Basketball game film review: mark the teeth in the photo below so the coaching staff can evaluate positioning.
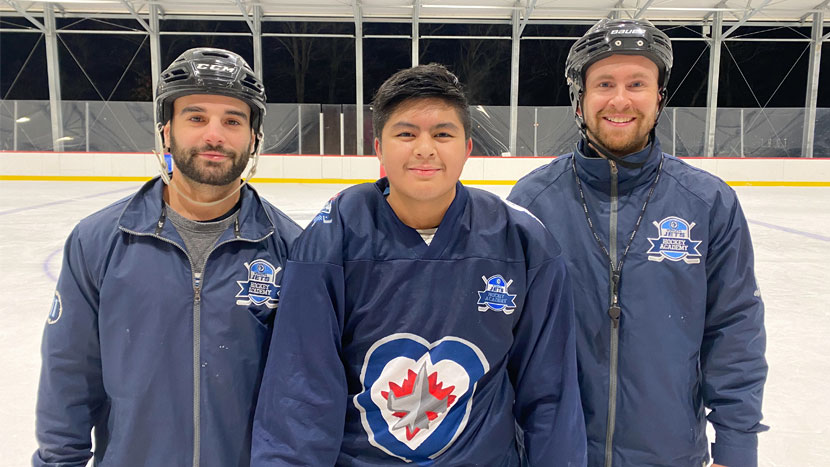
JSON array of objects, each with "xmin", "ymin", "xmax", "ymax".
[{"xmin": 605, "ymin": 117, "xmax": 634, "ymax": 123}]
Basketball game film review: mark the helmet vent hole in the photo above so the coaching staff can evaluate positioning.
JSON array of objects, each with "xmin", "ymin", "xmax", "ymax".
[{"xmin": 202, "ymin": 51, "xmax": 230, "ymax": 58}]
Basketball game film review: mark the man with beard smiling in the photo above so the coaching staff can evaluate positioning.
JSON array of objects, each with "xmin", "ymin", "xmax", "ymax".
[
  {"xmin": 34, "ymin": 48, "xmax": 301, "ymax": 467},
  {"xmin": 509, "ymin": 19, "xmax": 768, "ymax": 467}
]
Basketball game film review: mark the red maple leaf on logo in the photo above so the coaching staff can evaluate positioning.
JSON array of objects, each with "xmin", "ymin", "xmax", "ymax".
[{"xmin": 380, "ymin": 368, "xmax": 457, "ymax": 440}]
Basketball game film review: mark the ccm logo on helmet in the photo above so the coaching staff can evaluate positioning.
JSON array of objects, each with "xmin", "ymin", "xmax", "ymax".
[
  {"xmin": 609, "ymin": 29, "xmax": 645, "ymax": 35},
  {"xmin": 195, "ymin": 63, "xmax": 237, "ymax": 73}
]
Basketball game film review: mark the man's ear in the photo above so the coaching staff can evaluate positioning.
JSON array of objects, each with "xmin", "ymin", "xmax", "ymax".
[
  {"xmin": 162, "ymin": 122, "xmax": 171, "ymax": 151},
  {"xmin": 374, "ymin": 137, "xmax": 383, "ymax": 164},
  {"xmin": 465, "ymin": 138, "xmax": 473, "ymax": 159}
]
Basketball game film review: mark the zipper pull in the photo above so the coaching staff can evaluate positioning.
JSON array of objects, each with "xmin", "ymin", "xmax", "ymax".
[
  {"xmin": 609, "ymin": 272, "xmax": 621, "ymax": 328},
  {"xmin": 609, "ymin": 160, "xmax": 618, "ymax": 175},
  {"xmin": 194, "ymin": 273, "xmax": 202, "ymax": 303}
]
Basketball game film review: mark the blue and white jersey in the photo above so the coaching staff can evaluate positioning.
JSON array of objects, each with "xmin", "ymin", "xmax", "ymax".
[
  {"xmin": 508, "ymin": 138, "xmax": 768, "ymax": 467},
  {"xmin": 252, "ymin": 179, "xmax": 586, "ymax": 467}
]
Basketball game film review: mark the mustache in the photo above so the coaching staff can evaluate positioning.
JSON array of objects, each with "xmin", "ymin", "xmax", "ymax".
[{"xmin": 187, "ymin": 144, "xmax": 237, "ymax": 158}]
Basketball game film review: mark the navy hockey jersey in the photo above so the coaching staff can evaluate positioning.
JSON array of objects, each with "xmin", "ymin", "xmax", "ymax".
[{"xmin": 252, "ymin": 179, "xmax": 586, "ymax": 466}]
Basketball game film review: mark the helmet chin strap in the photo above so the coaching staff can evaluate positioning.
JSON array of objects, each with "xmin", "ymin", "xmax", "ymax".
[
  {"xmin": 579, "ymin": 124, "xmax": 657, "ymax": 170},
  {"xmin": 153, "ymin": 125, "xmax": 261, "ymax": 208}
]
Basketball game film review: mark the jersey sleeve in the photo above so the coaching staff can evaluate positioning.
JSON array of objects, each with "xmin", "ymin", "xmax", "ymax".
[
  {"xmin": 33, "ymin": 226, "xmax": 108, "ymax": 467},
  {"xmin": 509, "ymin": 255, "xmax": 587, "ymax": 467},
  {"xmin": 251, "ymin": 196, "xmax": 348, "ymax": 466},
  {"xmin": 703, "ymin": 190, "xmax": 768, "ymax": 467}
]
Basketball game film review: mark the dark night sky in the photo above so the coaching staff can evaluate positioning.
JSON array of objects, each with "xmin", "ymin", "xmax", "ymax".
[{"xmin": 0, "ymin": 19, "xmax": 825, "ymax": 108}]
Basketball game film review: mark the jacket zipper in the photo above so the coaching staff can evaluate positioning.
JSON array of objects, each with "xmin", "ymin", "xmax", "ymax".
[{"xmin": 605, "ymin": 160, "xmax": 620, "ymax": 467}]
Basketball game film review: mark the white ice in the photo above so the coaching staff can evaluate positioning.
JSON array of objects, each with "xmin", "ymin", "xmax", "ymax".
[{"xmin": 1, "ymin": 181, "xmax": 828, "ymax": 466}]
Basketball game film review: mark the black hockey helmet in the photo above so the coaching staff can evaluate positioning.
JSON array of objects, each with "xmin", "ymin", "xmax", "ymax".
[
  {"xmin": 565, "ymin": 18, "xmax": 673, "ymax": 129},
  {"xmin": 156, "ymin": 47, "xmax": 266, "ymax": 152}
]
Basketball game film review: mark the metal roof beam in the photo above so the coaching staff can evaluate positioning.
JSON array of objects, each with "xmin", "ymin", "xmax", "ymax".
[
  {"xmin": 5, "ymin": 0, "xmax": 46, "ymax": 32},
  {"xmin": 633, "ymin": 0, "xmax": 656, "ymax": 19},
  {"xmin": 722, "ymin": 0, "xmax": 773, "ymax": 39},
  {"xmin": 608, "ymin": 0, "xmax": 624, "ymax": 20},
  {"xmin": 801, "ymin": 0, "xmax": 830, "ymax": 23},
  {"xmin": 518, "ymin": 0, "xmax": 537, "ymax": 36},
  {"xmin": 231, "ymin": 0, "xmax": 255, "ymax": 33},
  {"xmin": 118, "ymin": 0, "xmax": 151, "ymax": 32},
  {"xmin": 704, "ymin": 1, "xmax": 729, "ymax": 22}
]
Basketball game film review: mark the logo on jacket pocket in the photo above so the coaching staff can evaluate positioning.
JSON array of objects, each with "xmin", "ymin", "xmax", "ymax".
[
  {"xmin": 47, "ymin": 290, "xmax": 62, "ymax": 324},
  {"xmin": 647, "ymin": 217, "xmax": 702, "ymax": 264},
  {"xmin": 354, "ymin": 334, "xmax": 489, "ymax": 463},
  {"xmin": 236, "ymin": 259, "xmax": 281, "ymax": 309}
]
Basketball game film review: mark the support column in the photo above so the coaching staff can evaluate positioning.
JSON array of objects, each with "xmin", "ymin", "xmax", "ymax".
[
  {"xmin": 253, "ymin": 6, "xmax": 263, "ymax": 80},
  {"xmin": 354, "ymin": 2, "xmax": 364, "ymax": 154},
  {"xmin": 411, "ymin": 0, "xmax": 420, "ymax": 67},
  {"xmin": 802, "ymin": 12, "xmax": 823, "ymax": 158},
  {"xmin": 44, "ymin": 5, "xmax": 64, "ymax": 151},
  {"xmin": 703, "ymin": 11, "xmax": 723, "ymax": 157},
  {"xmin": 509, "ymin": 6, "xmax": 520, "ymax": 156},
  {"xmin": 149, "ymin": 5, "xmax": 162, "ymax": 152}
]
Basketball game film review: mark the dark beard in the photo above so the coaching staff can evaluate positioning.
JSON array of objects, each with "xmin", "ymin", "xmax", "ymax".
[{"xmin": 170, "ymin": 134, "xmax": 250, "ymax": 186}]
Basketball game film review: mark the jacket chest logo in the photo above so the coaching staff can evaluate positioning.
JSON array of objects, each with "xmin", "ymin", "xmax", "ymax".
[
  {"xmin": 354, "ymin": 334, "xmax": 489, "ymax": 463},
  {"xmin": 477, "ymin": 274, "xmax": 517, "ymax": 314},
  {"xmin": 235, "ymin": 259, "xmax": 280, "ymax": 309},
  {"xmin": 647, "ymin": 217, "xmax": 702, "ymax": 264}
]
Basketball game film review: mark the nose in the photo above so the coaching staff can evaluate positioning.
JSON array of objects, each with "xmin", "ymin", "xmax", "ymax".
[
  {"xmin": 413, "ymin": 134, "xmax": 436, "ymax": 159},
  {"xmin": 202, "ymin": 118, "xmax": 226, "ymax": 146},
  {"xmin": 608, "ymin": 87, "xmax": 632, "ymax": 111}
]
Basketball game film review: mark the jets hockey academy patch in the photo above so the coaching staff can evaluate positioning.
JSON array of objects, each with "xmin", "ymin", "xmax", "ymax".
[
  {"xmin": 477, "ymin": 274, "xmax": 517, "ymax": 314},
  {"xmin": 47, "ymin": 290, "xmax": 62, "ymax": 325},
  {"xmin": 235, "ymin": 259, "xmax": 281, "ymax": 309},
  {"xmin": 355, "ymin": 333, "xmax": 490, "ymax": 463},
  {"xmin": 647, "ymin": 216, "xmax": 702, "ymax": 264}
]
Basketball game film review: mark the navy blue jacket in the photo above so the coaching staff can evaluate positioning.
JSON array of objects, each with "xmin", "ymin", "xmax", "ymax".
[
  {"xmin": 508, "ymin": 139, "xmax": 767, "ymax": 467},
  {"xmin": 252, "ymin": 179, "xmax": 586, "ymax": 466},
  {"xmin": 34, "ymin": 177, "xmax": 302, "ymax": 467},
  {"xmin": 508, "ymin": 142, "xmax": 767, "ymax": 467}
]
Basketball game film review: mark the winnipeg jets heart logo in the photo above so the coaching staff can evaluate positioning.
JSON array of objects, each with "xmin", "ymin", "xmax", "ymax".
[{"xmin": 354, "ymin": 333, "xmax": 490, "ymax": 463}]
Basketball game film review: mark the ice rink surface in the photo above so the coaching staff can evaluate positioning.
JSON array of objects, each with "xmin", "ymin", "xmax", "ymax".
[{"xmin": 1, "ymin": 180, "xmax": 828, "ymax": 466}]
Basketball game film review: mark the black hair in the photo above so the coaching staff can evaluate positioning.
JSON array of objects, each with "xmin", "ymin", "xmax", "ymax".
[{"xmin": 371, "ymin": 63, "xmax": 471, "ymax": 140}]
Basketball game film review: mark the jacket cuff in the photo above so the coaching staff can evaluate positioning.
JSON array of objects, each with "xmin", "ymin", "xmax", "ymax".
[{"xmin": 710, "ymin": 441, "xmax": 757, "ymax": 467}]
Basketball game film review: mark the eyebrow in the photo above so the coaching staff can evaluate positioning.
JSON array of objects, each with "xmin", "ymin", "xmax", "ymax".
[
  {"xmin": 390, "ymin": 121, "xmax": 460, "ymax": 131},
  {"xmin": 590, "ymin": 72, "xmax": 654, "ymax": 82},
  {"xmin": 179, "ymin": 105, "xmax": 249, "ymax": 122}
]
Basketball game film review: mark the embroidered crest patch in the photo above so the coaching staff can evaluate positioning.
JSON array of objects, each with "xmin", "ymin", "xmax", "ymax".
[
  {"xmin": 476, "ymin": 275, "xmax": 517, "ymax": 314},
  {"xmin": 354, "ymin": 333, "xmax": 489, "ymax": 463},
  {"xmin": 312, "ymin": 193, "xmax": 340, "ymax": 225},
  {"xmin": 647, "ymin": 216, "xmax": 702, "ymax": 264},
  {"xmin": 235, "ymin": 259, "xmax": 281, "ymax": 308}
]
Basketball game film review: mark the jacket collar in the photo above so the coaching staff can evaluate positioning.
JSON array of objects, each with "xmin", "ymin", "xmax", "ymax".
[
  {"xmin": 573, "ymin": 137, "xmax": 663, "ymax": 194},
  {"xmin": 117, "ymin": 176, "xmax": 276, "ymax": 241}
]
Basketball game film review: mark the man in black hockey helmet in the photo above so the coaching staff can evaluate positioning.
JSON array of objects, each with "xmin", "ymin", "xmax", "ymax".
[
  {"xmin": 34, "ymin": 48, "xmax": 301, "ymax": 467},
  {"xmin": 510, "ymin": 18, "xmax": 768, "ymax": 467}
]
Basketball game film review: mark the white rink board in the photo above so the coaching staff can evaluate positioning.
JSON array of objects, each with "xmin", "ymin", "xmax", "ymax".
[
  {"xmin": 1, "ymin": 152, "xmax": 830, "ymax": 183},
  {"xmin": 1, "ymin": 181, "xmax": 828, "ymax": 467}
]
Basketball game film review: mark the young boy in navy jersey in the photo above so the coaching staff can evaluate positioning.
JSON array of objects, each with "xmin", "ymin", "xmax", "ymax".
[{"xmin": 252, "ymin": 64, "xmax": 586, "ymax": 467}]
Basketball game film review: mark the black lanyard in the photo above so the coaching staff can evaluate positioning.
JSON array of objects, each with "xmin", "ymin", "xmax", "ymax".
[{"xmin": 571, "ymin": 155, "xmax": 664, "ymax": 327}]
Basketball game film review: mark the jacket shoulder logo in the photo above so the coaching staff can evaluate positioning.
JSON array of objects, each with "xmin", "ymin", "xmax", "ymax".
[
  {"xmin": 312, "ymin": 193, "xmax": 341, "ymax": 225},
  {"xmin": 47, "ymin": 290, "xmax": 62, "ymax": 325},
  {"xmin": 236, "ymin": 259, "xmax": 281, "ymax": 308},
  {"xmin": 647, "ymin": 216, "xmax": 702, "ymax": 264},
  {"xmin": 477, "ymin": 274, "xmax": 517, "ymax": 314},
  {"xmin": 354, "ymin": 333, "xmax": 489, "ymax": 463}
]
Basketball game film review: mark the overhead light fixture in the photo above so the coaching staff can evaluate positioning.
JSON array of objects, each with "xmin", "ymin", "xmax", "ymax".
[
  {"xmin": 15, "ymin": 117, "xmax": 31, "ymax": 123},
  {"xmin": 56, "ymin": 136, "xmax": 74, "ymax": 142}
]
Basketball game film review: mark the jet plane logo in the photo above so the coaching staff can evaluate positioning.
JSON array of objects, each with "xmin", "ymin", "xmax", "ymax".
[{"xmin": 355, "ymin": 334, "xmax": 489, "ymax": 463}]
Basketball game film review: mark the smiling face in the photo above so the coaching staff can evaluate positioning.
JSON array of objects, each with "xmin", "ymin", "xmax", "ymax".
[
  {"xmin": 580, "ymin": 54, "xmax": 661, "ymax": 157},
  {"xmin": 375, "ymin": 97, "xmax": 472, "ymax": 227},
  {"xmin": 163, "ymin": 93, "xmax": 254, "ymax": 187}
]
